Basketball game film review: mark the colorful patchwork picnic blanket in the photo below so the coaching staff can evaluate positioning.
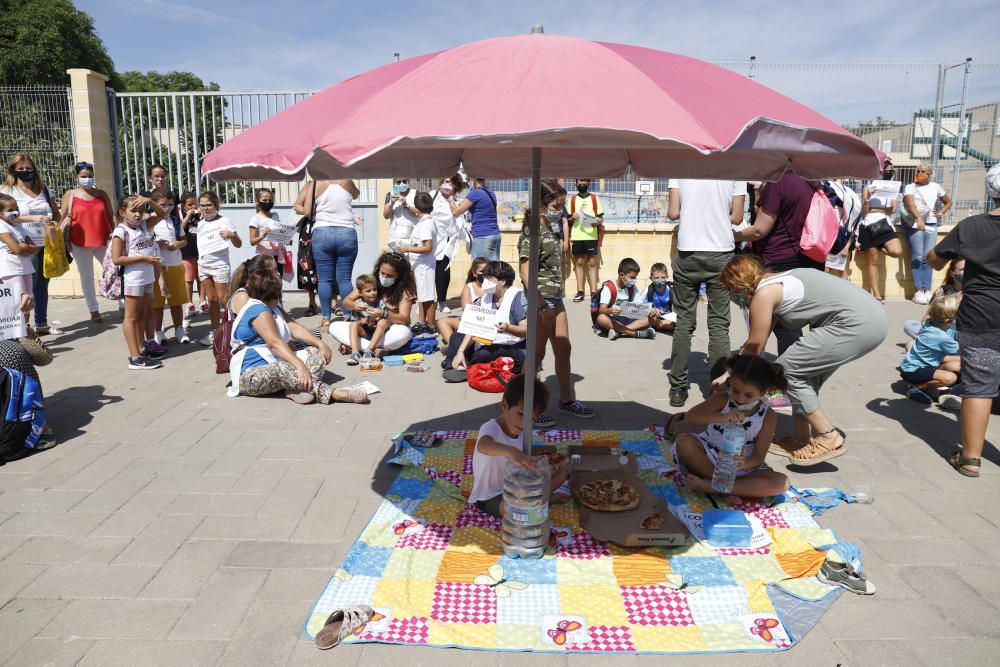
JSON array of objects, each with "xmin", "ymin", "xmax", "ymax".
[{"xmin": 306, "ymin": 429, "xmax": 849, "ymax": 654}]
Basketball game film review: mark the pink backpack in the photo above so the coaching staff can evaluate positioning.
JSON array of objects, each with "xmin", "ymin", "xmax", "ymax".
[
  {"xmin": 799, "ymin": 188, "xmax": 841, "ymax": 262},
  {"xmin": 99, "ymin": 227, "xmax": 127, "ymax": 300}
]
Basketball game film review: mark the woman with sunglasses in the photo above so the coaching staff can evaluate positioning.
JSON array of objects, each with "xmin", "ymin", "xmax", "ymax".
[
  {"xmin": 59, "ymin": 161, "xmax": 114, "ymax": 323},
  {"xmin": 902, "ymin": 163, "xmax": 953, "ymax": 305},
  {"xmin": 1, "ymin": 154, "xmax": 62, "ymax": 334}
]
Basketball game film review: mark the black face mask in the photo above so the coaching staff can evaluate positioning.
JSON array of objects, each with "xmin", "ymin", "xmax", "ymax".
[
  {"xmin": 259, "ymin": 201, "xmax": 274, "ymax": 212},
  {"xmin": 883, "ymin": 170, "xmax": 895, "ymax": 180},
  {"xmin": 475, "ymin": 274, "xmax": 485, "ymax": 284},
  {"xmin": 14, "ymin": 170, "xmax": 35, "ymax": 182},
  {"xmin": 577, "ymin": 185, "xmax": 589, "ymax": 194}
]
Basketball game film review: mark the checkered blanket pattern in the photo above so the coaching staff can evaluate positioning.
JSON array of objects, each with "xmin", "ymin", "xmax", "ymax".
[{"xmin": 305, "ymin": 430, "xmax": 843, "ymax": 654}]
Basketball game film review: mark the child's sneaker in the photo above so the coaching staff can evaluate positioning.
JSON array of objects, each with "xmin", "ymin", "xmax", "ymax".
[
  {"xmin": 200, "ymin": 302, "xmax": 210, "ymax": 314},
  {"xmin": 816, "ymin": 560, "xmax": 876, "ymax": 595},
  {"xmin": 939, "ymin": 393, "xmax": 962, "ymax": 412},
  {"xmin": 573, "ymin": 291, "xmax": 585, "ymax": 302},
  {"xmin": 153, "ymin": 330, "xmax": 166, "ymax": 345},
  {"xmin": 186, "ymin": 304, "xmax": 197, "ymax": 317},
  {"xmin": 198, "ymin": 332, "xmax": 214, "ymax": 347},
  {"xmin": 142, "ymin": 343, "xmax": 167, "ymax": 359},
  {"xmin": 636, "ymin": 327, "xmax": 655, "ymax": 339},
  {"xmin": 175, "ymin": 325, "xmax": 190, "ymax": 344},
  {"xmin": 533, "ymin": 413, "xmax": 556, "ymax": 429},
  {"xmin": 346, "ymin": 352, "xmax": 360, "ymax": 366},
  {"xmin": 906, "ymin": 386, "xmax": 934, "ymax": 405},
  {"xmin": 607, "ymin": 329, "xmax": 620, "ymax": 341},
  {"xmin": 128, "ymin": 355, "xmax": 162, "ymax": 370}
]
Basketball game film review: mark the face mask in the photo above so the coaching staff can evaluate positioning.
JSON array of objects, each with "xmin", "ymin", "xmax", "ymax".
[
  {"xmin": 883, "ymin": 170, "xmax": 895, "ymax": 180},
  {"xmin": 78, "ymin": 176, "xmax": 95, "ymax": 187},
  {"xmin": 652, "ymin": 279, "xmax": 668, "ymax": 289},
  {"xmin": 622, "ymin": 277, "xmax": 636, "ymax": 288},
  {"xmin": 730, "ymin": 292, "xmax": 749, "ymax": 308},
  {"xmin": 481, "ymin": 278, "xmax": 498, "ymax": 294},
  {"xmin": 474, "ymin": 274, "xmax": 485, "ymax": 284},
  {"xmin": 577, "ymin": 184, "xmax": 589, "ymax": 194},
  {"xmin": 440, "ymin": 184, "xmax": 454, "ymax": 195},
  {"xmin": 14, "ymin": 170, "xmax": 35, "ymax": 182},
  {"xmin": 2, "ymin": 211, "xmax": 19, "ymax": 223},
  {"xmin": 729, "ymin": 390, "xmax": 759, "ymax": 411},
  {"xmin": 201, "ymin": 207, "xmax": 218, "ymax": 220},
  {"xmin": 953, "ymin": 272, "xmax": 964, "ymax": 285},
  {"xmin": 258, "ymin": 201, "xmax": 274, "ymax": 212},
  {"xmin": 392, "ymin": 183, "xmax": 408, "ymax": 196},
  {"xmin": 378, "ymin": 274, "xmax": 396, "ymax": 287},
  {"xmin": 543, "ymin": 210, "xmax": 562, "ymax": 222}
]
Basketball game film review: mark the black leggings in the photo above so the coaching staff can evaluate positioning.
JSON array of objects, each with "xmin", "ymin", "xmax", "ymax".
[{"xmin": 435, "ymin": 257, "xmax": 451, "ymax": 303}]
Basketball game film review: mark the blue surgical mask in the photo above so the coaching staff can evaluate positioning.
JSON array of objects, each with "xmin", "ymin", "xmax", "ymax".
[
  {"xmin": 379, "ymin": 275, "xmax": 395, "ymax": 287},
  {"xmin": 78, "ymin": 176, "xmax": 95, "ymax": 187},
  {"xmin": 623, "ymin": 278, "xmax": 636, "ymax": 288},
  {"xmin": 730, "ymin": 292, "xmax": 749, "ymax": 308},
  {"xmin": 392, "ymin": 183, "xmax": 408, "ymax": 196}
]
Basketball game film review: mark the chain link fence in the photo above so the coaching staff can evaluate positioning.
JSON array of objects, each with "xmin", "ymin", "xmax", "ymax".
[{"xmin": 0, "ymin": 85, "xmax": 77, "ymax": 194}]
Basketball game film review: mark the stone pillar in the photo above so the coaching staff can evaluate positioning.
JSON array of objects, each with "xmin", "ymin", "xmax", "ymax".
[{"xmin": 49, "ymin": 69, "xmax": 114, "ymax": 298}]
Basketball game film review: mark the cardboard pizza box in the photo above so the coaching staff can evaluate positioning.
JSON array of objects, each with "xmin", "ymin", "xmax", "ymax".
[{"xmin": 568, "ymin": 451, "xmax": 688, "ymax": 548}]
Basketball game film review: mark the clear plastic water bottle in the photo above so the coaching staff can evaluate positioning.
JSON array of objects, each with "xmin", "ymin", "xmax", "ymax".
[
  {"xmin": 501, "ymin": 457, "xmax": 550, "ymax": 559},
  {"xmin": 711, "ymin": 424, "xmax": 744, "ymax": 494}
]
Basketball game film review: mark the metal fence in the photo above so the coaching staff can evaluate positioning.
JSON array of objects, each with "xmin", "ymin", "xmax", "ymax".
[
  {"xmin": 0, "ymin": 85, "xmax": 77, "ymax": 194},
  {"xmin": 110, "ymin": 90, "xmax": 380, "ymax": 205}
]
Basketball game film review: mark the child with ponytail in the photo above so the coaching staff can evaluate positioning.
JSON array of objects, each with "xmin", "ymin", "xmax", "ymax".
[{"xmin": 672, "ymin": 354, "xmax": 790, "ymax": 499}]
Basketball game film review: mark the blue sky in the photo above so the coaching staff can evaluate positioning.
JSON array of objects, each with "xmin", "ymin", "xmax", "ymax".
[{"xmin": 78, "ymin": 0, "xmax": 1000, "ymax": 123}]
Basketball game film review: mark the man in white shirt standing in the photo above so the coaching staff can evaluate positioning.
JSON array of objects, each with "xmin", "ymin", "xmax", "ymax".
[{"xmin": 666, "ymin": 179, "xmax": 746, "ymax": 407}]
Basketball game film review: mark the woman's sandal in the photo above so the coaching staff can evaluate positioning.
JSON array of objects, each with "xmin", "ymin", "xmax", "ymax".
[
  {"xmin": 304, "ymin": 305, "xmax": 317, "ymax": 317},
  {"xmin": 338, "ymin": 388, "xmax": 368, "ymax": 404},
  {"xmin": 947, "ymin": 451, "xmax": 981, "ymax": 478},
  {"xmin": 314, "ymin": 605, "xmax": 374, "ymax": 650},
  {"xmin": 319, "ymin": 319, "xmax": 331, "ymax": 331},
  {"xmin": 788, "ymin": 428, "xmax": 846, "ymax": 467}
]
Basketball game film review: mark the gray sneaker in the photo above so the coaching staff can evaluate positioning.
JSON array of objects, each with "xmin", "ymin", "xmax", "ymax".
[{"xmin": 817, "ymin": 560, "xmax": 876, "ymax": 595}]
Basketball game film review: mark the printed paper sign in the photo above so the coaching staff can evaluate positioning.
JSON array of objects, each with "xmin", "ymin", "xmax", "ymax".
[
  {"xmin": 197, "ymin": 220, "xmax": 232, "ymax": 256},
  {"xmin": 825, "ymin": 253, "xmax": 848, "ymax": 271},
  {"xmin": 21, "ymin": 220, "xmax": 48, "ymax": 245},
  {"xmin": 263, "ymin": 219, "xmax": 296, "ymax": 244},
  {"xmin": 457, "ymin": 304, "xmax": 499, "ymax": 341},
  {"xmin": 618, "ymin": 301, "xmax": 651, "ymax": 320},
  {"xmin": 869, "ymin": 180, "xmax": 901, "ymax": 208},
  {"xmin": 577, "ymin": 210, "xmax": 599, "ymax": 230},
  {"xmin": 0, "ymin": 282, "xmax": 27, "ymax": 340}
]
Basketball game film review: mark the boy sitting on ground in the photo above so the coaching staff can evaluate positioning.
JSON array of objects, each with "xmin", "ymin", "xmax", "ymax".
[
  {"xmin": 594, "ymin": 257, "xmax": 654, "ymax": 340},
  {"xmin": 345, "ymin": 274, "xmax": 390, "ymax": 364},
  {"xmin": 469, "ymin": 374, "xmax": 569, "ymax": 518},
  {"xmin": 900, "ymin": 291, "xmax": 962, "ymax": 410},
  {"xmin": 644, "ymin": 262, "xmax": 675, "ymax": 333}
]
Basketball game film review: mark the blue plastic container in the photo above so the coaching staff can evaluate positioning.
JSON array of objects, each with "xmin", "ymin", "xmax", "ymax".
[{"xmin": 702, "ymin": 509, "xmax": 752, "ymax": 548}]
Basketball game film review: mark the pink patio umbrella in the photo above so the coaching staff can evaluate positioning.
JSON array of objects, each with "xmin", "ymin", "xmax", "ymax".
[{"xmin": 203, "ymin": 31, "xmax": 881, "ymax": 445}]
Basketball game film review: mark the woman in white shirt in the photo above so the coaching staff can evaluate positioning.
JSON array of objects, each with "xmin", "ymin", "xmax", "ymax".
[
  {"xmin": 293, "ymin": 179, "xmax": 360, "ymax": 328},
  {"xmin": 1, "ymin": 154, "xmax": 62, "ymax": 334},
  {"xmin": 902, "ymin": 163, "xmax": 952, "ymax": 305},
  {"xmin": 430, "ymin": 174, "xmax": 466, "ymax": 313}
]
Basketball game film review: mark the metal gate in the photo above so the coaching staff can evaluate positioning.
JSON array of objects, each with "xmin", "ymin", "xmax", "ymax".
[
  {"xmin": 107, "ymin": 90, "xmax": 379, "ymax": 205},
  {"xmin": 0, "ymin": 85, "xmax": 77, "ymax": 193}
]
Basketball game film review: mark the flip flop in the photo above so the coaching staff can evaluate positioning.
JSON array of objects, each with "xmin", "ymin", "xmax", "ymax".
[{"xmin": 947, "ymin": 451, "xmax": 981, "ymax": 478}]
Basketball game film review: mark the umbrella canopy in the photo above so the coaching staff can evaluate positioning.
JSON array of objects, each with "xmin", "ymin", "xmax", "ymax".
[{"xmin": 202, "ymin": 34, "xmax": 880, "ymax": 182}]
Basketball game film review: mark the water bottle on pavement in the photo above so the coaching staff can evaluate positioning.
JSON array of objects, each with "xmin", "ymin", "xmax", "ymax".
[
  {"xmin": 501, "ymin": 457, "xmax": 551, "ymax": 559},
  {"xmin": 711, "ymin": 424, "xmax": 744, "ymax": 494}
]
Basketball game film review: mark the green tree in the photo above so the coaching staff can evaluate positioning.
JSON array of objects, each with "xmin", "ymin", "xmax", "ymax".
[
  {"xmin": 845, "ymin": 116, "xmax": 899, "ymax": 137},
  {"xmin": 0, "ymin": 0, "xmax": 120, "ymax": 87},
  {"xmin": 119, "ymin": 70, "xmax": 221, "ymax": 93}
]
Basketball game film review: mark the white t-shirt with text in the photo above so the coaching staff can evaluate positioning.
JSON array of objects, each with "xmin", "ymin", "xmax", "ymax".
[
  {"xmin": 470, "ymin": 418, "xmax": 523, "ymax": 503},
  {"xmin": 197, "ymin": 215, "xmax": 236, "ymax": 274},
  {"xmin": 112, "ymin": 221, "xmax": 154, "ymax": 287},
  {"xmin": 408, "ymin": 215, "xmax": 437, "ymax": 270}
]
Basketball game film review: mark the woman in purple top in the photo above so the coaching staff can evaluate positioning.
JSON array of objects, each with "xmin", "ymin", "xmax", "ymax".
[{"xmin": 449, "ymin": 177, "xmax": 499, "ymax": 261}]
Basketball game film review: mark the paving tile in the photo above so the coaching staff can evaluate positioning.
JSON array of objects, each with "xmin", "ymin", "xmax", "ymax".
[
  {"xmin": 864, "ymin": 537, "xmax": 985, "ymax": 567},
  {"xmin": 0, "ymin": 562, "xmax": 45, "ymax": 605},
  {"xmin": 69, "ymin": 473, "xmax": 153, "ymax": 513},
  {"xmin": 217, "ymin": 600, "xmax": 300, "ymax": 666},
  {"xmin": 256, "ymin": 567, "xmax": 334, "ymax": 603},
  {"xmin": 0, "ymin": 599, "xmax": 68, "ymax": 663},
  {"xmin": 821, "ymin": 598, "xmax": 966, "ymax": 640},
  {"xmin": 6, "ymin": 637, "xmax": 95, "ymax": 667},
  {"xmin": 164, "ymin": 493, "xmax": 267, "ymax": 517},
  {"xmin": 112, "ymin": 514, "xmax": 203, "ymax": 565},
  {"xmin": 0, "ymin": 490, "xmax": 90, "ymax": 513},
  {"xmin": 19, "ymin": 563, "xmax": 158, "ymax": 600},
  {"xmin": 78, "ymin": 639, "xmax": 226, "ymax": 667},
  {"xmin": 139, "ymin": 539, "xmax": 236, "ymax": 600},
  {"xmin": 143, "ymin": 474, "xmax": 238, "ymax": 495},
  {"xmin": 897, "ymin": 566, "xmax": 1000, "ymax": 636},
  {"xmin": 0, "ymin": 511, "xmax": 111, "ymax": 537},
  {"xmin": 38, "ymin": 599, "xmax": 189, "ymax": 640},
  {"xmin": 56, "ymin": 455, "xmax": 138, "ymax": 492},
  {"xmin": 88, "ymin": 491, "xmax": 177, "ymax": 537},
  {"xmin": 4, "ymin": 535, "xmax": 133, "ymax": 565},
  {"xmin": 223, "ymin": 541, "xmax": 340, "ymax": 569},
  {"xmin": 168, "ymin": 567, "xmax": 268, "ymax": 640}
]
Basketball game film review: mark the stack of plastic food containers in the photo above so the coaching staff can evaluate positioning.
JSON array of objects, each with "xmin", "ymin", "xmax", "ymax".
[{"xmin": 501, "ymin": 457, "xmax": 551, "ymax": 559}]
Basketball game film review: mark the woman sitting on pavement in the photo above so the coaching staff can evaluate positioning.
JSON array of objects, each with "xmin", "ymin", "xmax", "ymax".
[
  {"xmin": 718, "ymin": 253, "xmax": 887, "ymax": 466},
  {"xmin": 329, "ymin": 251, "xmax": 415, "ymax": 355},
  {"xmin": 437, "ymin": 256, "xmax": 489, "ymax": 346},
  {"xmin": 228, "ymin": 255, "xmax": 321, "ymax": 352},
  {"xmin": 228, "ymin": 258, "xmax": 366, "ymax": 404},
  {"xmin": 444, "ymin": 260, "xmax": 527, "ymax": 374}
]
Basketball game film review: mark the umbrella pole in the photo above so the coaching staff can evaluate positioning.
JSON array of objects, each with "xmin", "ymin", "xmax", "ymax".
[{"xmin": 521, "ymin": 147, "xmax": 542, "ymax": 453}]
